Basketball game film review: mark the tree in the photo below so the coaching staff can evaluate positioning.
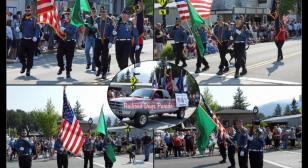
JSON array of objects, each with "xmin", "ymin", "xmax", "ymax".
[
  {"xmin": 73, "ymin": 101, "xmax": 86, "ymax": 121},
  {"xmin": 106, "ymin": 117, "xmax": 112, "ymax": 127},
  {"xmin": 186, "ymin": 73, "xmax": 199, "ymax": 95},
  {"xmin": 273, "ymin": 104, "xmax": 282, "ymax": 117},
  {"xmin": 113, "ymin": 118, "xmax": 119, "ymax": 127},
  {"xmin": 232, "ymin": 87, "xmax": 250, "ymax": 110},
  {"xmin": 278, "ymin": 0, "xmax": 297, "ymax": 16},
  {"xmin": 283, "ymin": 105, "xmax": 291, "ymax": 116},
  {"xmin": 290, "ymin": 98, "xmax": 299, "ymax": 115},
  {"xmin": 127, "ymin": 0, "xmax": 153, "ymax": 16},
  {"xmin": 202, "ymin": 88, "xmax": 219, "ymax": 112},
  {"xmin": 257, "ymin": 113, "xmax": 266, "ymax": 120}
]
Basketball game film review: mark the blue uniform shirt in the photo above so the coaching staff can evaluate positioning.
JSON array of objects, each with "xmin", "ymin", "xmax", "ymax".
[
  {"xmin": 115, "ymin": 21, "xmax": 139, "ymax": 45},
  {"xmin": 14, "ymin": 138, "xmax": 33, "ymax": 155},
  {"xmin": 227, "ymin": 132, "xmax": 238, "ymax": 147},
  {"xmin": 61, "ymin": 20, "xmax": 77, "ymax": 41},
  {"xmin": 54, "ymin": 138, "xmax": 67, "ymax": 155},
  {"xmin": 198, "ymin": 28, "xmax": 208, "ymax": 44},
  {"xmin": 83, "ymin": 138, "xmax": 96, "ymax": 153},
  {"xmin": 172, "ymin": 26, "xmax": 188, "ymax": 43},
  {"xmin": 20, "ymin": 16, "xmax": 40, "ymax": 39},
  {"xmin": 231, "ymin": 26, "xmax": 250, "ymax": 43},
  {"xmin": 248, "ymin": 128, "xmax": 265, "ymax": 151},
  {"xmin": 95, "ymin": 17, "xmax": 114, "ymax": 43},
  {"xmin": 237, "ymin": 128, "xmax": 249, "ymax": 150},
  {"xmin": 214, "ymin": 23, "xmax": 231, "ymax": 41}
]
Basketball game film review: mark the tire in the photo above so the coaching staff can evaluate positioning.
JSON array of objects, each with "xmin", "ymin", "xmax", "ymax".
[
  {"xmin": 134, "ymin": 113, "xmax": 148, "ymax": 128},
  {"xmin": 176, "ymin": 107, "xmax": 185, "ymax": 119},
  {"xmin": 157, "ymin": 113, "xmax": 163, "ymax": 117}
]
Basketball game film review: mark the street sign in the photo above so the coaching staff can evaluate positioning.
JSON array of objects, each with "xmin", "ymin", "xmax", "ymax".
[
  {"xmin": 159, "ymin": 9, "xmax": 167, "ymax": 15},
  {"xmin": 157, "ymin": 0, "xmax": 168, "ymax": 7}
]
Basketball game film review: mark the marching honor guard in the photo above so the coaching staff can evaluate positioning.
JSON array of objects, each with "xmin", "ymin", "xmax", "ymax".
[
  {"xmin": 172, "ymin": 18, "xmax": 188, "ymax": 67},
  {"xmin": 15, "ymin": 129, "xmax": 34, "ymax": 168},
  {"xmin": 15, "ymin": 5, "xmax": 40, "ymax": 76},
  {"xmin": 237, "ymin": 120, "xmax": 249, "ymax": 168},
  {"xmin": 83, "ymin": 133, "xmax": 96, "ymax": 168},
  {"xmin": 56, "ymin": 8, "xmax": 77, "ymax": 78},
  {"xmin": 195, "ymin": 23, "xmax": 210, "ymax": 73},
  {"xmin": 248, "ymin": 120, "xmax": 265, "ymax": 168},
  {"xmin": 54, "ymin": 135, "xmax": 69, "ymax": 168},
  {"xmin": 113, "ymin": 8, "xmax": 139, "ymax": 70},
  {"xmin": 94, "ymin": 6, "xmax": 114, "ymax": 79}
]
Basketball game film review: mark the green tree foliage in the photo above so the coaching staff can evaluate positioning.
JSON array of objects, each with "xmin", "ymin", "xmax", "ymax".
[
  {"xmin": 186, "ymin": 73, "xmax": 199, "ymax": 95},
  {"xmin": 73, "ymin": 101, "xmax": 86, "ymax": 121},
  {"xmin": 278, "ymin": 0, "xmax": 298, "ymax": 16},
  {"xmin": 257, "ymin": 113, "xmax": 266, "ymax": 120},
  {"xmin": 290, "ymin": 98, "xmax": 300, "ymax": 115},
  {"xmin": 273, "ymin": 104, "xmax": 282, "ymax": 117},
  {"xmin": 232, "ymin": 87, "xmax": 250, "ymax": 110},
  {"xmin": 202, "ymin": 88, "xmax": 219, "ymax": 112},
  {"xmin": 283, "ymin": 105, "xmax": 291, "ymax": 116},
  {"xmin": 113, "ymin": 118, "xmax": 120, "ymax": 127}
]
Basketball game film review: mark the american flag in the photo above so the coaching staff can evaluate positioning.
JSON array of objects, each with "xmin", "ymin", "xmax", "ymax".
[
  {"xmin": 175, "ymin": 0, "xmax": 213, "ymax": 21},
  {"xmin": 59, "ymin": 90, "xmax": 85, "ymax": 155},
  {"xmin": 37, "ymin": 0, "xmax": 65, "ymax": 39}
]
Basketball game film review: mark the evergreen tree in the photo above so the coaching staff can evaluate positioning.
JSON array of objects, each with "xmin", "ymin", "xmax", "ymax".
[
  {"xmin": 290, "ymin": 98, "xmax": 299, "ymax": 115},
  {"xmin": 283, "ymin": 105, "xmax": 291, "ymax": 116},
  {"xmin": 232, "ymin": 87, "xmax": 250, "ymax": 110},
  {"xmin": 273, "ymin": 104, "xmax": 282, "ymax": 117},
  {"xmin": 113, "ymin": 118, "xmax": 119, "ymax": 127},
  {"xmin": 73, "ymin": 101, "xmax": 85, "ymax": 121}
]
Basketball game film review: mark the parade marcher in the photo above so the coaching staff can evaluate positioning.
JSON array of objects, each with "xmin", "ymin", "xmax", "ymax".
[
  {"xmin": 93, "ymin": 6, "xmax": 114, "ymax": 79},
  {"xmin": 15, "ymin": 5, "xmax": 40, "ymax": 76},
  {"xmin": 84, "ymin": 7, "xmax": 98, "ymax": 71},
  {"xmin": 113, "ymin": 8, "xmax": 139, "ymax": 70},
  {"xmin": 14, "ymin": 129, "xmax": 34, "ymax": 168},
  {"xmin": 213, "ymin": 15, "xmax": 231, "ymax": 75},
  {"xmin": 154, "ymin": 23, "xmax": 164, "ymax": 60},
  {"xmin": 56, "ymin": 8, "xmax": 77, "ymax": 78},
  {"xmin": 237, "ymin": 120, "xmax": 249, "ymax": 168},
  {"xmin": 7, "ymin": 20, "xmax": 13, "ymax": 57},
  {"xmin": 195, "ymin": 23, "xmax": 210, "ymax": 73},
  {"xmin": 163, "ymin": 131, "xmax": 173, "ymax": 158},
  {"xmin": 130, "ymin": 16, "xmax": 143, "ymax": 64},
  {"xmin": 274, "ymin": 21, "xmax": 286, "ymax": 62},
  {"xmin": 11, "ymin": 12, "xmax": 23, "ymax": 60},
  {"xmin": 83, "ymin": 133, "xmax": 95, "ymax": 168},
  {"xmin": 101, "ymin": 133, "xmax": 113, "ymax": 168},
  {"xmin": 226, "ymin": 127, "xmax": 237, "ymax": 168},
  {"xmin": 217, "ymin": 129, "xmax": 227, "ymax": 163},
  {"xmin": 172, "ymin": 18, "xmax": 188, "ymax": 67},
  {"xmin": 141, "ymin": 131, "xmax": 152, "ymax": 162},
  {"xmin": 230, "ymin": 16, "xmax": 250, "ymax": 78},
  {"xmin": 54, "ymin": 135, "xmax": 68, "ymax": 168},
  {"xmin": 184, "ymin": 131, "xmax": 194, "ymax": 157},
  {"xmin": 247, "ymin": 120, "xmax": 265, "ymax": 168}
]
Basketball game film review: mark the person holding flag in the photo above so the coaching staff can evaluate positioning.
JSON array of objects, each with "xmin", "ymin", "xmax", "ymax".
[
  {"xmin": 195, "ymin": 23, "xmax": 210, "ymax": 73},
  {"xmin": 172, "ymin": 18, "xmax": 188, "ymax": 68},
  {"xmin": 96, "ymin": 107, "xmax": 116, "ymax": 168},
  {"xmin": 54, "ymin": 133, "xmax": 69, "ymax": 168},
  {"xmin": 83, "ymin": 132, "xmax": 96, "ymax": 168}
]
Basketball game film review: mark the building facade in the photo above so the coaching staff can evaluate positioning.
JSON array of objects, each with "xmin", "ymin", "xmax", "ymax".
[{"xmin": 216, "ymin": 108, "xmax": 258, "ymax": 128}]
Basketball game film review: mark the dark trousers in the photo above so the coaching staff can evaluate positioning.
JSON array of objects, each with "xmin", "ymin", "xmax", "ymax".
[
  {"xmin": 115, "ymin": 40, "xmax": 131, "ymax": 70},
  {"xmin": 234, "ymin": 42, "xmax": 246, "ymax": 70},
  {"xmin": 57, "ymin": 153, "xmax": 68, "ymax": 168},
  {"xmin": 19, "ymin": 39, "xmax": 35, "ymax": 70},
  {"xmin": 218, "ymin": 143, "xmax": 226, "ymax": 161},
  {"xmin": 34, "ymin": 39, "xmax": 41, "ymax": 56},
  {"xmin": 130, "ymin": 44, "xmax": 143, "ymax": 64},
  {"xmin": 217, "ymin": 41, "xmax": 229, "ymax": 70},
  {"xmin": 84, "ymin": 151, "xmax": 93, "ymax": 168},
  {"xmin": 104, "ymin": 152, "xmax": 113, "ymax": 168},
  {"xmin": 94, "ymin": 39, "xmax": 109, "ymax": 74},
  {"xmin": 196, "ymin": 43, "xmax": 209, "ymax": 68},
  {"xmin": 18, "ymin": 155, "xmax": 32, "ymax": 168},
  {"xmin": 7, "ymin": 39, "xmax": 11, "ymax": 56},
  {"xmin": 56, "ymin": 40, "xmax": 76, "ymax": 72},
  {"xmin": 174, "ymin": 146, "xmax": 181, "ymax": 157},
  {"xmin": 175, "ymin": 42, "xmax": 186, "ymax": 65},
  {"xmin": 228, "ymin": 145, "xmax": 236, "ymax": 166},
  {"xmin": 249, "ymin": 151, "xmax": 263, "ymax": 168},
  {"xmin": 275, "ymin": 41, "xmax": 284, "ymax": 59},
  {"xmin": 238, "ymin": 148, "xmax": 248, "ymax": 168}
]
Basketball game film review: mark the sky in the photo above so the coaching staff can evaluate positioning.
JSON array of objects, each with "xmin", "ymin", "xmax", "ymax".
[
  {"xmin": 199, "ymin": 86, "xmax": 302, "ymax": 110},
  {"xmin": 7, "ymin": 86, "xmax": 114, "ymax": 120}
]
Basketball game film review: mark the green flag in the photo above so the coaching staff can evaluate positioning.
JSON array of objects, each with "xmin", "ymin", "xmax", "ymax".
[
  {"xmin": 96, "ymin": 108, "xmax": 116, "ymax": 163},
  {"xmin": 195, "ymin": 105, "xmax": 216, "ymax": 154},
  {"xmin": 70, "ymin": 0, "xmax": 90, "ymax": 27},
  {"xmin": 187, "ymin": 0, "xmax": 206, "ymax": 57}
]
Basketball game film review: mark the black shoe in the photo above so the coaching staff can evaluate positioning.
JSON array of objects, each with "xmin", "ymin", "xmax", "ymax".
[
  {"xmin": 144, "ymin": 159, "xmax": 149, "ymax": 162},
  {"xmin": 96, "ymin": 70, "xmax": 101, "ymax": 77},
  {"xmin": 228, "ymin": 166, "xmax": 235, "ymax": 168},
  {"xmin": 20, "ymin": 67, "xmax": 26, "ymax": 73},
  {"xmin": 234, "ymin": 69, "xmax": 240, "ymax": 78},
  {"xmin": 102, "ymin": 73, "xmax": 107, "ymax": 79},
  {"xmin": 195, "ymin": 68, "xmax": 201, "ymax": 73},
  {"xmin": 66, "ymin": 72, "xmax": 71, "ymax": 78},
  {"xmin": 219, "ymin": 160, "xmax": 226, "ymax": 164},
  {"xmin": 91, "ymin": 67, "xmax": 96, "ymax": 72},
  {"xmin": 223, "ymin": 67, "xmax": 229, "ymax": 73},
  {"xmin": 86, "ymin": 64, "xmax": 90, "ymax": 69},
  {"xmin": 202, "ymin": 66, "xmax": 209, "ymax": 71},
  {"xmin": 216, "ymin": 69, "xmax": 223, "ymax": 75},
  {"xmin": 26, "ymin": 69, "xmax": 30, "ymax": 76},
  {"xmin": 57, "ymin": 67, "xmax": 65, "ymax": 75},
  {"xmin": 240, "ymin": 68, "xmax": 247, "ymax": 76}
]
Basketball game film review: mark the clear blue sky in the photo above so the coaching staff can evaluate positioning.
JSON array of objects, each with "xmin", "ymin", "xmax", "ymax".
[
  {"xmin": 199, "ymin": 86, "xmax": 302, "ymax": 109},
  {"xmin": 7, "ymin": 86, "xmax": 114, "ymax": 119}
]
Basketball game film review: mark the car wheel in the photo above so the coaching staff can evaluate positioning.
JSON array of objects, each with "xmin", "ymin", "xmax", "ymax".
[
  {"xmin": 134, "ymin": 113, "xmax": 148, "ymax": 128},
  {"xmin": 177, "ymin": 108, "xmax": 185, "ymax": 119},
  {"xmin": 158, "ymin": 113, "xmax": 163, "ymax": 117}
]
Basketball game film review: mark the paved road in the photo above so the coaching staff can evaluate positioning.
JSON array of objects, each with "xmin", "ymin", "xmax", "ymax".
[
  {"xmin": 169, "ymin": 39, "xmax": 302, "ymax": 85},
  {"xmin": 7, "ymin": 153, "xmax": 153, "ymax": 168},
  {"xmin": 6, "ymin": 39, "xmax": 153, "ymax": 85},
  {"xmin": 154, "ymin": 149, "xmax": 301, "ymax": 168}
]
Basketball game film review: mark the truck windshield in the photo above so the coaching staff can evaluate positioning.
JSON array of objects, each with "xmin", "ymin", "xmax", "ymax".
[{"xmin": 129, "ymin": 89, "xmax": 153, "ymax": 98}]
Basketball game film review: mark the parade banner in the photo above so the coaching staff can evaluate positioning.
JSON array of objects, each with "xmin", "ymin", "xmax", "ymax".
[{"xmin": 175, "ymin": 93, "xmax": 189, "ymax": 107}]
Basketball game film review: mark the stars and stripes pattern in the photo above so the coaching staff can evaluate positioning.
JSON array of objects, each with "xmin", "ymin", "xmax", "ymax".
[
  {"xmin": 37, "ymin": 0, "xmax": 65, "ymax": 39},
  {"xmin": 59, "ymin": 91, "xmax": 85, "ymax": 155},
  {"xmin": 175, "ymin": 0, "xmax": 213, "ymax": 21}
]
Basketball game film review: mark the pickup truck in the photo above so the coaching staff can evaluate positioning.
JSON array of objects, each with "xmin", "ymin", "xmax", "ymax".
[{"xmin": 109, "ymin": 88, "xmax": 186, "ymax": 127}]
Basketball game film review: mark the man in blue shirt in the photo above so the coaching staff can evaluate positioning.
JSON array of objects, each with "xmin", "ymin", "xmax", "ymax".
[
  {"xmin": 83, "ymin": 133, "xmax": 96, "ymax": 168},
  {"xmin": 54, "ymin": 135, "xmax": 68, "ymax": 168},
  {"xmin": 94, "ymin": 6, "xmax": 114, "ymax": 79},
  {"xmin": 113, "ymin": 8, "xmax": 139, "ymax": 70},
  {"xmin": 14, "ymin": 129, "xmax": 33, "ymax": 168},
  {"xmin": 213, "ymin": 16, "xmax": 231, "ymax": 75},
  {"xmin": 15, "ymin": 6, "xmax": 40, "ymax": 76},
  {"xmin": 56, "ymin": 8, "xmax": 77, "ymax": 78},
  {"xmin": 227, "ymin": 127, "xmax": 237, "ymax": 168},
  {"xmin": 248, "ymin": 120, "xmax": 265, "ymax": 168},
  {"xmin": 101, "ymin": 133, "xmax": 114, "ymax": 168},
  {"xmin": 195, "ymin": 24, "xmax": 210, "ymax": 73},
  {"xmin": 236, "ymin": 120, "xmax": 249, "ymax": 168},
  {"xmin": 172, "ymin": 18, "xmax": 188, "ymax": 67}
]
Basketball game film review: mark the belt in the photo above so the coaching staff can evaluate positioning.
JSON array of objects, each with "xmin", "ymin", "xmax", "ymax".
[
  {"xmin": 116, "ymin": 39, "xmax": 131, "ymax": 41},
  {"xmin": 249, "ymin": 149, "xmax": 263, "ymax": 152},
  {"xmin": 175, "ymin": 42, "xmax": 183, "ymax": 44},
  {"xmin": 234, "ymin": 41, "xmax": 245, "ymax": 43},
  {"xmin": 66, "ymin": 39, "xmax": 76, "ymax": 42},
  {"xmin": 23, "ymin": 37, "xmax": 32, "ymax": 40}
]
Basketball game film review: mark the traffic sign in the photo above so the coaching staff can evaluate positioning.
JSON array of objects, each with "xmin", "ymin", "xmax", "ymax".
[
  {"xmin": 159, "ymin": 9, "xmax": 167, "ymax": 15},
  {"xmin": 157, "ymin": 0, "xmax": 168, "ymax": 7}
]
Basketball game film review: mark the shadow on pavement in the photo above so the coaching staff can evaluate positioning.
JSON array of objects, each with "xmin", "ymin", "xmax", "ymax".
[
  {"xmin": 267, "ymin": 61, "xmax": 284, "ymax": 76},
  {"xmin": 15, "ymin": 75, "xmax": 39, "ymax": 81},
  {"xmin": 192, "ymin": 162, "xmax": 222, "ymax": 168}
]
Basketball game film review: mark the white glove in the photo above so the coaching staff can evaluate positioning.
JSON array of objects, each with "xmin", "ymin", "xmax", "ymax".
[
  {"xmin": 108, "ymin": 43, "xmax": 112, "ymax": 49},
  {"xmin": 236, "ymin": 29, "xmax": 241, "ymax": 35},
  {"xmin": 15, "ymin": 27, "xmax": 20, "ymax": 32},
  {"xmin": 32, "ymin": 37, "xmax": 37, "ymax": 42},
  {"xmin": 135, "ymin": 45, "xmax": 140, "ymax": 51},
  {"xmin": 230, "ymin": 36, "xmax": 233, "ymax": 40},
  {"xmin": 94, "ymin": 23, "xmax": 98, "ymax": 29},
  {"xmin": 112, "ymin": 30, "xmax": 117, "ymax": 36},
  {"xmin": 183, "ymin": 43, "xmax": 187, "ymax": 47},
  {"xmin": 60, "ymin": 27, "xmax": 66, "ymax": 32}
]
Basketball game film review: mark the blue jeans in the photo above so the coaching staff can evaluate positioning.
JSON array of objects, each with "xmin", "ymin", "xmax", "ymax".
[
  {"xmin": 144, "ymin": 144, "xmax": 151, "ymax": 160},
  {"xmin": 85, "ymin": 35, "xmax": 96, "ymax": 69}
]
